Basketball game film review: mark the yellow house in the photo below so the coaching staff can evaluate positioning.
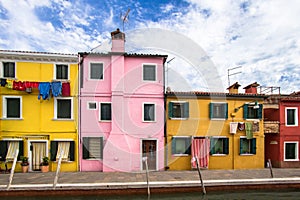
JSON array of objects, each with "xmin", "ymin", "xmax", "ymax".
[
  {"xmin": 166, "ymin": 83, "xmax": 266, "ymax": 170},
  {"xmin": 0, "ymin": 50, "xmax": 78, "ymax": 172}
]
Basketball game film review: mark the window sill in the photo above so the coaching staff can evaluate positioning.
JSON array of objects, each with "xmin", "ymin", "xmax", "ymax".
[
  {"xmin": 284, "ymin": 159, "xmax": 299, "ymax": 162},
  {"xmin": 53, "ymin": 160, "xmax": 74, "ymax": 163},
  {"xmin": 83, "ymin": 158, "xmax": 103, "ymax": 161},
  {"xmin": 169, "ymin": 118, "xmax": 188, "ymax": 120},
  {"xmin": 52, "ymin": 118, "xmax": 74, "ymax": 121},
  {"xmin": 172, "ymin": 154, "xmax": 190, "ymax": 157},
  {"xmin": 210, "ymin": 118, "xmax": 226, "ymax": 121},
  {"xmin": 99, "ymin": 120, "xmax": 111, "ymax": 122},
  {"xmin": 143, "ymin": 120, "xmax": 156, "ymax": 123},
  {"xmin": 211, "ymin": 154, "xmax": 227, "ymax": 156},
  {"xmin": 0, "ymin": 118, "xmax": 23, "ymax": 120},
  {"xmin": 240, "ymin": 153, "xmax": 255, "ymax": 156}
]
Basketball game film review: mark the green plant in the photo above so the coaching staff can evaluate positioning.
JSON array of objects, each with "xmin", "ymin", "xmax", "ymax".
[
  {"xmin": 20, "ymin": 156, "xmax": 29, "ymax": 166},
  {"xmin": 40, "ymin": 156, "xmax": 49, "ymax": 166}
]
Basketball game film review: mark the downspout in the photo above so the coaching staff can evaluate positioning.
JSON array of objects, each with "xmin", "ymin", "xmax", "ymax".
[
  {"xmin": 77, "ymin": 53, "xmax": 83, "ymax": 172},
  {"xmin": 163, "ymin": 57, "xmax": 168, "ymax": 170}
]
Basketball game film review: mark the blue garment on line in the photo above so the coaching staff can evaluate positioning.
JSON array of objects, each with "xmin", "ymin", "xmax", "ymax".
[
  {"xmin": 38, "ymin": 82, "xmax": 51, "ymax": 100},
  {"xmin": 51, "ymin": 81, "xmax": 62, "ymax": 97}
]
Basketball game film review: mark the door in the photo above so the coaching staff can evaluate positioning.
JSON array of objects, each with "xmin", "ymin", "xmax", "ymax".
[
  {"xmin": 142, "ymin": 140, "xmax": 157, "ymax": 171},
  {"xmin": 30, "ymin": 142, "xmax": 47, "ymax": 171}
]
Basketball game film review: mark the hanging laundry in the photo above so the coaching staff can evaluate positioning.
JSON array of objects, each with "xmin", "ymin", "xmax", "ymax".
[
  {"xmin": 13, "ymin": 81, "xmax": 26, "ymax": 91},
  {"xmin": 253, "ymin": 121, "xmax": 259, "ymax": 132},
  {"xmin": 6, "ymin": 79, "xmax": 13, "ymax": 89},
  {"xmin": 238, "ymin": 122, "xmax": 245, "ymax": 131},
  {"xmin": 38, "ymin": 82, "xmax": 51, "ymax": 100},
  {"xmin": 62, "ymin": 82, "xmax": 70, "ymax": 96},
  {"xmin": 230, "ymin": 122, "xmax": 238, "ymax": 134},
  {"xmin": 245, "ymin": 122, "xmax": 253, "ymax": 139},
  {"xmin": 51, "ymin": 81, "xmax": 62, "ymax": 97},
  {"xmin": 0, "ymin": 78, "xmax": 7, "ymax": 87},
  {"xmin": 32, "ymin": 82, "xmax": 39, "ymax": 88}
]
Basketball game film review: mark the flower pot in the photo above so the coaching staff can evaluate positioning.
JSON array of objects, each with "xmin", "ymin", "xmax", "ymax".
[
  {"xmin": 41, "ymin": 165, "xmax": 49, "ymax": 173},
  {"xmin": 22, "ymin": 165, "xmax": 29, "ymax": 173}
]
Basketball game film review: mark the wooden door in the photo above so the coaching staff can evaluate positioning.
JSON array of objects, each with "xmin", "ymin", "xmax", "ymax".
[{"xmin": 142, "ymin": 140, "xmax": 157, "ymax": 171}]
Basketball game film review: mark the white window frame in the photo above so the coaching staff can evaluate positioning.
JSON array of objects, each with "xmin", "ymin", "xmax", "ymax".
[
  {"xmin": 285, "ymin": 107, "xmax": 298, "ymax": 127},
  {"xmin": 87, "ymin": 101, "xmax": 97, "ymax": 110},
  {"xmin": 53, "ymin": 63, "xmax": 70, "ymax": 80},
  {"xmin": 142, "ymin": 63, "xmax": 157, "ymax": 82},
  {"xmin": 169, "ymin": 101, "xmax": 189, "ymax": 120},
  {"xmin": 210, "ymin": 136, "xmax": 228, "ymax": 156},
  {"xmin": 172, "ymin": 136, "xmax": 191, "ymax": 156},
  {"xmin": 54, "ymin": 97, "xmax": 73, "ymax": 120},
  {"xmin": 89, "ymin": 62, "xmax": 104, "ymax": 80},
  {"xmin": 210, "ymin": 102, "xmax": 228, "ymax": 120},
  {"xmin": 284, "ymin": 141, "xmax": 299, "ymax": 161},
  {"xmin": 1, "ymin": 61, "xmax": 16, "ymax": 78},
  {"xmin": 2, "ymin": 96, "xmax": 22, "ymax": 119},
  {"xmin": 143, "ymin": 102, "xmax": 156, "ymax": 122},
  {"xmin": 99, "ymin": 102, "xmax": 112, "ymax": 122}
]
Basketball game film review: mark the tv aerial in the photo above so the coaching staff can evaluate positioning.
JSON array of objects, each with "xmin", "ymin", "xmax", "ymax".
[{"xmin": 120, "ymin": 8, "xmax": 130, "ymax": 31}]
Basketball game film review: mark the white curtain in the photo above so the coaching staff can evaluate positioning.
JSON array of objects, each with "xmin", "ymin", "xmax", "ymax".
[
  {"xmin": 6, "ymin": 141, "xmax": 19, "ymax": 161},
  {"xmin": 56, "ymin": 142, "xmax": 70, "ymax": 161},
  {"xmin": 32, "ymin": 142, "xmax": 46, "ymax": 170}
]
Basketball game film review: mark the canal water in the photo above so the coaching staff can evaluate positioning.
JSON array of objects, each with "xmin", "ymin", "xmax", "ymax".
[{"xmin": 2, "ymin": 188, "xmax": 300, "ymax": 200}]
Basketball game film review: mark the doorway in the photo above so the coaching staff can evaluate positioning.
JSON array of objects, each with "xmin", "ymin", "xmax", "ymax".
[
  {"xmin": 30, "ymin": 141, "xmax": 47, "ymax": 171},
  {"xmin": 142, "ymin": 140, "xmax": 157, "ymax": 171}
]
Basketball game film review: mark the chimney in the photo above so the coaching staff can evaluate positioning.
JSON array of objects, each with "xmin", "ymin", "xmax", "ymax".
[
  {"xmin": 111, "ymin": 28, "xmax": 125, "ymax": 53},
  {"xmin": 227, "ymin": 82, "xmax": 241, "ymax": 94},
  {"xmin": 243, "ymin": 82, "xmax": 260, "ymax": 94}
]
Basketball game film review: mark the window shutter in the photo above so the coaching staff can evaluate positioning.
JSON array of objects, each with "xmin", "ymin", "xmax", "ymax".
[
  {"xmin": 251, "ymin": 139, "xmax": 256, "ymax": 154},
  {"xmin": 185, "ymin": 138, "xmax": 191, "ymax": 154},
  {"xmin": 225, "ymin": 103, "xmax": 228, "ymax": 119},
  {"xmin": 168, "ymin": 102, "xmax": 173, "ymax": 118},
  {"xmin": 239, "ymin": 139, "xmax": 243, "ymax": 155},
  {"xmin": 82, "ymin": 137, "xmax": 89, "ymax": 159},
  {"xmin": 100, "ymin": 137, "xmax": 104, "ymax": 159},
  {"xmin": 50, "ymin": 141, "xmax": 57, "ymax": 161},
  {"xmin": 184, "ymin": 102, "xmax": 189, "ymax": 118},
  {"xmin": 0, "ymin": 141, "xmax": 7, "ymax": 161},
  {"xmin": 171, "ymin": 138, "xmax": 176, "ymax": 154},
  {"xmin": 258, "ymin": 104, "xmax": 263, "ymax": 119},
  {"xmin": 18, "ymin": 141, "xmax": 24, "ymax": 161},
  {"xmin": 209, "ymin": 103, "xmax": 213, "ymax": 119},
  {"xmin": 224, "ymin": 138, "xmax": 229, "ymax": 154},
  {"xmin": 210, "ymin": 138, "xmax": 215, "ymax": 155},
  {"xmin": 69, "ymin": 141, "xmax": 75, "ymax": 161},
  {"xmin": 243, "ymin": 104, "xmax": 248, "ymax": 119}
]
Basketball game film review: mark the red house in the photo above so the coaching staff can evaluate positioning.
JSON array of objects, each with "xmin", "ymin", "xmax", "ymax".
[{"xmin": 264, "ymin": 92, "xmax": 300, "ymax": 167}]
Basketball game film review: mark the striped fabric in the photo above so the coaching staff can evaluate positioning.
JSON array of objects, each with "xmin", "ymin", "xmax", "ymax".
[{"xmin": 191, "ymin": 138, "xmax": 210, "ymax": 169}]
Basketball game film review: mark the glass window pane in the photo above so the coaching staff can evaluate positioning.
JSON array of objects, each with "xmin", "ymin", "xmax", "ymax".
[
  {"xmin": 285, "ymin": 143, "xmax": 296, "ymax": 159},
  {"xmin": 287, "ymin": 109, "xmax": 295, "ymax": 125},
  {"xmin": 214, "ymin": 139, "xmax": 224, "ymax": 154},
  {"xmin": 241, "ymin": 139, "xmax": 250, "ymax": 154},
  {"xmin": 57, "ymin": 99, "xmax": 71, "ymax": 118},
  {"xmin": 144, "ymin": 104, "xmax": 155, "ymax": 121},
  {"xmin": 89, "ymin": 138, "xmax": 102, "ymax": 159},
  {"xmin": 7, "ymin": 98, "xmax": 20, "ymax": 118},
  {"xmin": 88, "ymin": 102, "xmax": 97, "ymax": 110},
  {"xmin": 143, "ymin": 65, "xmax": 156, "ymax": 81},
  {"xmin": 3, "ymin": 62, "xmax": 15, "ymax": 78},
  {"xmin": 101, "ymin": 103, "xmax": 111, "ymax": 120},
  {"xmin": 90, "ymin": 63, "xmax": 103, "ymax": 79},
  {"xmin": 56, "ymin": 64, "xmax": 68, "ymax": 79}
]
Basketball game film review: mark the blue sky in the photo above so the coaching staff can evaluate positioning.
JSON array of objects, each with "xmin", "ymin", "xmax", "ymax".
[{"xmin": 0, "ymin": 0, "xmax": 299, "ymax": 94}]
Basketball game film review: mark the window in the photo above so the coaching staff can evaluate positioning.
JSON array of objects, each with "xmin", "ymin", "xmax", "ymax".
[
  {"xmin": 209, "ymin": 103, "xmax": 228, "ymax": 119},
  {"xmin": 0, "ymin": 140, "xmax": 23, "ymax": 161},
  {"xmin": 286, "ymin": 108, "xmax": 298, "ymax": 126},
  {"xmin": 143, "ymin": 64, "xmax": 156, "ymax": 81},
  {"xmin": 210, "ymin": 137, "xmax": 229, "ymax": 155},
  {"xmin": 2, "ymin": 96, "xmax": 22, "ymax": 119},
  {"xmin": 2, "ymin": 62, "xmax": 15, "ymax": 78},
  {"xmin": 82, "ymin": 137, "xmax": 103, "ymax": 160},
  {"xmin": 99, "ymin": 102, "xmax": 111, "ymax": 121},
  {"xmin": 50, "ymin": 141, "xmax": 75, "ymax": 161},
  {"xmin": 171, "ymin": 137, "xmax": 191, "ymax": 155},
  {"xmin": 55, "ymin": 64, "xmax": 69, "ymax": 80},
  {"xmin": 168, "ymin": 101, "xmax": 189, "ymax": 119},
  {"xmin": 90, "ymin": 63, "xmax": 103, "ymax": 80},
  {"xmin": 240, "ymin": 138, "xmax": 256, "ymax": 155},
  {"xmin": 284, "ymin": 142, "xmax": 298, "ymax": 161},
  {"xmin": 87, "ymin": 102, "xmax": 97, "ymax": 110},
  {"xmin": 143, "ymin": 103, "xmax": 155, "ymax": 122},
  {"xmin": 243, "ymin": 104, "xmax": 263, "ymax": 119},
  {"xmin": 54, "ymin": 98, "xmax": 73, "ymax": 119}
]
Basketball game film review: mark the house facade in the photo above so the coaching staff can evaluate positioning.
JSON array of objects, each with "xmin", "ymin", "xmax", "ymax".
[
  {"xmin": 78, "ymin": 29, "xmax": 167, "ymax": 172},
  {"xmin": 0, "ymin": 50, "xmax": 79, "ymax": 172},
  {"xmin": 165, "ymin": 82, "xmax": 265, "ymax": 170},
  {"xmin": 264, "ymin": 93, "xmax": 300, "ymax": 168}
]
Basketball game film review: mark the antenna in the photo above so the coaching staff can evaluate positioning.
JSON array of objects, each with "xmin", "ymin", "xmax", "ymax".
[
  {"xmin": 227, "ymin": 66, "xmax": 242, "ymax": 87},
  {"xmin": 121, "ymin": 8, "xmax": 130, "ymax": 32}
]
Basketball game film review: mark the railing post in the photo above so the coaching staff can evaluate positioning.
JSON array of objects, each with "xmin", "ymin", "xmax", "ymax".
[
  {"xmin": 7, "ymin": 149, "xmax": 19, "ymax": 190},
  {"xmin": 268, "ymin": 159, "xmax": 274, "ymax": 178},
  {"xmin": 195, "ymin": 156, "xmax": 206, "ymax": 195},
  {"xmin": 53, "ymin": 150, "xmax": 64, "ymax": 189},
  {"xmin": 142, "ymin": 157, "xmax": 150, "ymax": 199}
]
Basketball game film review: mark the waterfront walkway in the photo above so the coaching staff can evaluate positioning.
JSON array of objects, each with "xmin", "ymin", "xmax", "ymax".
[{"xmin": 1, "ymin": 168, "xmax": 300, "ymax": 196}]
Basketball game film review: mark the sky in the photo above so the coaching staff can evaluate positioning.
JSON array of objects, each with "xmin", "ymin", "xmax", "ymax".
[{"xmin": 0, "ymin": 0, "xmax": 299, "ymax": 94}]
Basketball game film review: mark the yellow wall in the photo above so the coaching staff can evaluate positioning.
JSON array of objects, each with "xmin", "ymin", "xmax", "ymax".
[
  {"xmin": 0, "ymin": 60, "xmax": 78, "ymax": 172},
  {"xmin": 166, "ymin": 95, "xmax": 265, "ymax": 170}
]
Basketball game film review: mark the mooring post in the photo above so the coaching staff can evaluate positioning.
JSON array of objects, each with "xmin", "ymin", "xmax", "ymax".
[
  {"xmin": 53, "ymin": 150, "xmax": 64, "ymax": 189},
  {"xmin": 195, "ymin": 157, "xmax": 206, "ymax": 195},
  {"xmin": 268, "ymin": 159, "xmax": 274, "ymax": 178},
  {"xmin": 7, "ymin": 149, "xmax": 19, "ymax": 190},
  {"xmin": 142, "ymin": 157, "xmax": 150, "ymax": 198}
]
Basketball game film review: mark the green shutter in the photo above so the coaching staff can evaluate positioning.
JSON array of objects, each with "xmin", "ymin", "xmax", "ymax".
[
  {"xmin": 100, "ymin": 137, "xmax": 104, "ymax": 159},
  {"xmin": 82, "ymin": 137, "xmax": 89, "ymax": 159},
  {"xmin": 243, "ymin": 104, "xmax": 248, "ymax": 119},
  {"xmin": 239, "ymin": 139, "xmax": 243, "ymax": 155},
  {"xmin": 225, "ymin": 103, "xmax": 228, "ymax": 119},
  {"xmin": 171, "ymin": 138, "xmax": 176, "ymax": 154},
  {"xmin": 258, "ymin": 104, "xmax": 263, "ymax": 119},
  {"xmin": 0, "ymin": 141, "xmax": 7, "ymax": 161},
  {"xmin": 69, "ymin": 141, "xmax": 75, "ymax": 161},
  {"xmin": 224, "ymin": 138, "xmax": 229, "ymax": 154},
  {"xmin": 185, "ymin": 137, "xmax": 191, "ymax": 155},
  {"xmin": 210, "ymin": 138, "xmax": 215, "ymax": 155},
  {"xmin": 50, "ymin": 141, "xmax": 57, "ymax": 161},
  {"xmin": 251, "ymin": 139, "xmax": 256, "ymax": 154},
  {"xmin": 18, "ymin": 141, "xmax": 24, "ymax": 161},
  {"xmin": 209, "ymin": 103, "xmax": 213, "ymax": 119},
  {"xmin": 184, "ymin": 102, "xmax": 189, "ymax": 118},
  {"xmin": 168, "ymin": 102, "xmax": 173, "ymax": 118}
]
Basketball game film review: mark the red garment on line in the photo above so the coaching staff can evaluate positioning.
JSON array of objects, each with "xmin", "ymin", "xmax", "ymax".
[{"xmin": 62, "ymin": 82, "xmax": 70, "ymax": 96}]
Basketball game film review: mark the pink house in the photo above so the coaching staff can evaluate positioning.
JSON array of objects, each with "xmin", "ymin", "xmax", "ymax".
[{"xmin": 78, "ymin": 29, "xmax": 167, "ymax": 172}]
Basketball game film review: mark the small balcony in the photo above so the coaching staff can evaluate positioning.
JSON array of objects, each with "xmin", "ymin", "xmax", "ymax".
[{"xmin": 264, "ymin": 121, "xmax": 279, "ymax": 134}]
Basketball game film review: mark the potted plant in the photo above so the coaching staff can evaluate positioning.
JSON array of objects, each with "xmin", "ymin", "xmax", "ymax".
[
  {"xmin": 40, "ymin": 156, "xmax": 49, "ymax": 173},
  {"xmin": 20, "ymin": 156, "xmax": 29, "ymax": 173}
]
